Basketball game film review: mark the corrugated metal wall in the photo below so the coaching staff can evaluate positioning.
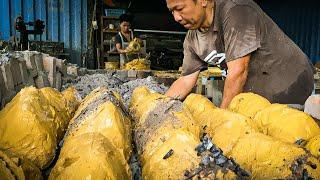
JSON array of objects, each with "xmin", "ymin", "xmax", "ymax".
[
  {"xmin": 0, "ymin": 0, "xmax": 88, "ymax": 65},
  {"xmin": 259, "ymin": 0, "xmax": 320, "ymax": 63}
]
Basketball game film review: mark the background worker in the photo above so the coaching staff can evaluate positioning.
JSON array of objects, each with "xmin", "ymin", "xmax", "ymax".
[
  {"xmin": 165, "ymin": 0, "xmax": 314, "ymax": 108},
  {"xmin": 114, "ymin": 13, "xmax": 134, "ymax": 67}
]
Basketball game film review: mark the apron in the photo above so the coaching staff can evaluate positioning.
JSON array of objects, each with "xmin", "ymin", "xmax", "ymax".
[{"xmin": 119, "ymin": 31, "xmax": 134, "ymax": 68}]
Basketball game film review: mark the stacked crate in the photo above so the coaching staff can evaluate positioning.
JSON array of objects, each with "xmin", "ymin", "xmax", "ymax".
[{"xmin": 0, "ymin": 51, "xmax": 70, "ymax": 108}]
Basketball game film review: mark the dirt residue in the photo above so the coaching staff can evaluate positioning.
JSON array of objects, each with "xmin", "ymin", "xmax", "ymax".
[
  {"xmin": 133, "ymin": 99, "xmax": 184, "ymax": 154},
  {"xmin": 63, "ymin": 73, "xmax": 168, "ymax": 108}
]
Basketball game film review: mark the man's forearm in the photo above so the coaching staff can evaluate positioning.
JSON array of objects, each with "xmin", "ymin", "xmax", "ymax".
[
  {"xmin": 165, "ymin": 70, "xmax": 200, "ymax": 100},
  {"xmin": 220, "ymin": 55, "xmax": 250, "ymax": 108},
  {"xmin": 165, "ymin": 77, "xmax": 194, "ymax": 100},
  {"xmin": 220, "ymin": 71, "xmax": 247, "ymax": 108}
]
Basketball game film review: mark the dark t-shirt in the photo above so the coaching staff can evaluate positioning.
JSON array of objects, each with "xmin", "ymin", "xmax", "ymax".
[
  {"xmin": 182, "ymin": 0, "xmax": 314, "ymax": 104},
  {"xmin": 114, "ymin": 32, "xmax": 129, "ymax": 47}
]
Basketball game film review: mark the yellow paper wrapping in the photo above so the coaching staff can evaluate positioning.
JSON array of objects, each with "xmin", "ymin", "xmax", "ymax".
[
  {"xmin": 50, "ymin": 87, "xmax": 132, "ymax": 179},
  {"xmin": 184, "ymin": 94, "xmax": 257, "ymax": 137},
  {"xmin": 253, "ymin": 104, "xmax": 320, "ymax": 143},
  {"xmin": 142, "ymin": 130, "xmax": 200, "ymax": 180},
  {"xmin": 0, "ymin": 87, "xmax": 78, "ymax": 168},
  {"xmin": 19, "ymin": 159, "xmax": 42, "ymax": 180},
  {"xmin": 61, "ymin": 86, "xmax": 81, "ymax": 115},
  {"xmin": 184, "ymin": 93, "xmax": 320, "ymax": 179},
  {"xmin": 40, "ymin": 87, "xmax": 75, "ymax": 139},
  {"xmin": 127, "ymin": 38, "xmax": 143, "ymax": 54},
  {"xmin": 305, "ymin": 135, "xmax": 320, "ymax": 157},
  {"xmin": 229, "ymin": 133, "xmax": 309, "ymax": 179},
  {"xmin": 65, "ymin": 87, "xmax": 132, "ymax": 160},
  {"xmin": 49, "ymin": 133, "xmax": 131, "ymax": 180},
  {"xmin": 228, "ymin": 92, "xmax": 271, "ymax": 119},
  {"xmin": 123, "ymin": 58, "xmax": 150, "ymax": 70},
  {"xmin": 199, "ymin": 67, "xmax": 223, "ymax": 77},
  {"xmin": 228, "ymin": 93, "xmax": 320, "ymax": 144},
  {"xmin": 0, "ymin": 151, "xmax": 25, "ymax": 180},
  {"xmin": 105, "ymin": 61, "xmax": 119, "ymax": 70},
  {"xmin": 130, "ymin": 87, "xmax": 201, "ymax": 179}
]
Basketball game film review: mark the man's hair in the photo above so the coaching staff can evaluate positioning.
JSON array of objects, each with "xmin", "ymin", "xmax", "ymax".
[{"xmin": 119, "ymin": 14, "xmax": 132, "ymax": 24}]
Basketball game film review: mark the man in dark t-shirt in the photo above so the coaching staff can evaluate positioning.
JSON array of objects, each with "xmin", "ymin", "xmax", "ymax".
[
  {"xmin": 165, "ymin": 0, "xmax": 314, "ymax": 108},
  {"xmin": 114, "ymin": 13, "xmax": 134, "ymax": 67}
]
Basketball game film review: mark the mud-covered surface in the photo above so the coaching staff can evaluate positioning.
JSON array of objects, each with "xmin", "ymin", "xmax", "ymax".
[
  {"xmin": 186, "ymin": 136, "xmax": 251, "ymax": 179},
  {"xmin": 288, "ymin": 155, "xmax": 318, "ymax": 179},
  {"xmin": 130, "ymin": 96, "xmax": 252, "ymax": 179},
  {"xmin": 62, "ymin": 73, "xmax": 124, "ymax": 98},
  {"xmin": 62, "ymin": 73, "xmax": 168, "ymax": 107},
  {"xmin": 118, "ymin": 77, "xmax": 168, "ymax": 108},
  {"xmin": 133, "ymin": 99, "xmax": 184, "ymax": 154},
  {"xmin": 43, "ymin": 87, "xmax": 137, "ymax": 179},
  {"xmin": 61, "ymin": 88, "xmax": 126, "ymax": 145},
  {"xmin": 54, "ymin": 72, "xmax": 168, "ymax": 180},
  {"xmin": 4, "ymin": 68, "xmax": 319, "ymax": 179}
]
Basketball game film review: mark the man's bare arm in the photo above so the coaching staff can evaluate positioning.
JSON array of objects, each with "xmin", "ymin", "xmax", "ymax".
[
  {"xmin": 116, "ymin": 43, "xmax": 128, "ymax": 54},
  {"xmin": 220, "ymin": 55, "xmax": 250, "ymax": 109},
  {"xmin": 165, "ymin": 70, "xmax": 200, "ymax": 100}
]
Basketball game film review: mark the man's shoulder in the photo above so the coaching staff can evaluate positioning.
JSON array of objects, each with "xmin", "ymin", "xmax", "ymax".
[
  {"xmin": 114, "ymin": 33, "xmax": 121, "ymax": 38},
  {"xmin": 114, "ymin": 33, "xmax": 122, "ymax": 43},
  {"xmin": 216, "ymin": 0, "xmax": 257, "ymax": 7},
  {"xmin": 216, "ymin": 0, "xmax": 261, "ymax": 18}
]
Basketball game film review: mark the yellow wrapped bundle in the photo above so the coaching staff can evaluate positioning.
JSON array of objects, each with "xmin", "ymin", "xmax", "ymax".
[
  {"xmin": 229, "ymin": 133, "xmax": 319, "ymax": 179},
  {"xmin": 184, "ymin": 93, "xmax": 256, "ymax": 129},
  {"xmin": 105, "ymin": 61, "xmax": 119, "ymax": 70},
  {"xmin": 253, "ymin": 104, "xmax": 320, "ymax": 143},
  {"xmin": 49, "ymin": 133, "xmax": 131, "ymax": 180},
  {"xmin": 61, "ymin": 86, "xmax": 81, "ymax": 115},
  {"xmin": 40, "ymin": 87, "xmax": 78, "ymax": 139},
  {"xmin": 65, "ymin": 87, "xmax": 132, "ymax": 160},
  {"xmin": 142, "ymin": 130, "xmax": 200, "ymax": 180},
  {"xmin": 199, "ymin": 67, "xmax": 223, "ymax": 77},
  {"xmin": 305, "ymin": 135, "xmax": 320, "ymax": 157},
  {"xmin": 19, "ymin": 159, "xmax": 42, "ymax": 180},
  {"xmin": 130, "ymin": 87, "xmax": 201, "ymax": 179},
  {"xmin": 0, "ymin": 150, "xmax": 42, "ymax": 180},
  {"xmin": 210, "ymin": 114, "xmax": 258, "ymax": 155},
  {"xmin": 130, "ymin": 86, "xmax": 165, "ymax": 122},
  {"xmin": 228, "ymin": 93, "xmax": 320, "ymax": 144},
  {"xmin": 0, "ymin": 87, "xmax": 79, "ymax": 168},
  {"xmin": 0, "ymin": 151, "xmax": 25, "ymax": 180},
  {"xmin": 184, "ymin": 94, "xmax": 320, "ymax": 179},
  {"xmin": 183, "ymin": 93, "xmax": 216, "ymax": 116},
  {"xmin": 50, "ymin": 87, "xmax": 132, "ymax": 179},
  {"xmin": 123, "ymin": 58, "xmax": 150, "ymax": 70},
  {"xmin": 127, "ymin": 38, "xmax": 143, "ymax": 54},
  {"xmin": 228, "ymin": 92, "xmax": 271, "ymax": 119}
]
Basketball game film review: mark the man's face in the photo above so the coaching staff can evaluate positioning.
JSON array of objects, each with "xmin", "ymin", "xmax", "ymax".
[
  {"xmin": 166, "ymin": 0, "xmax": 206, "ymax": 30},
  {"xmin": 120, "ymin": 21, "xmax": 131, "ymax": 33}
]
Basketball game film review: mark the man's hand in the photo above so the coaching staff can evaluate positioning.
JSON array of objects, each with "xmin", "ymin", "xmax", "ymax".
[
  {"xmin": 165, "ymin": 70, "xmax": 200, "ymax": 100},
  {"xmin": 220, "ymin": 55, "xmax": 250, "ymax": 109}
]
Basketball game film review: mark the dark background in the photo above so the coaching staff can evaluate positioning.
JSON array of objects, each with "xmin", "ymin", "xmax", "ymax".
[{"xmin": 120, "ymin": 0, "xmax": 320, "ymax": 63}]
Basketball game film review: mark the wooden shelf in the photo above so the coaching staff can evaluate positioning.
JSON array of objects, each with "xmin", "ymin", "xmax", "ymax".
[{"xmin": 99, "ymin": 15, "xmax": 120, "ymax": 69}]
